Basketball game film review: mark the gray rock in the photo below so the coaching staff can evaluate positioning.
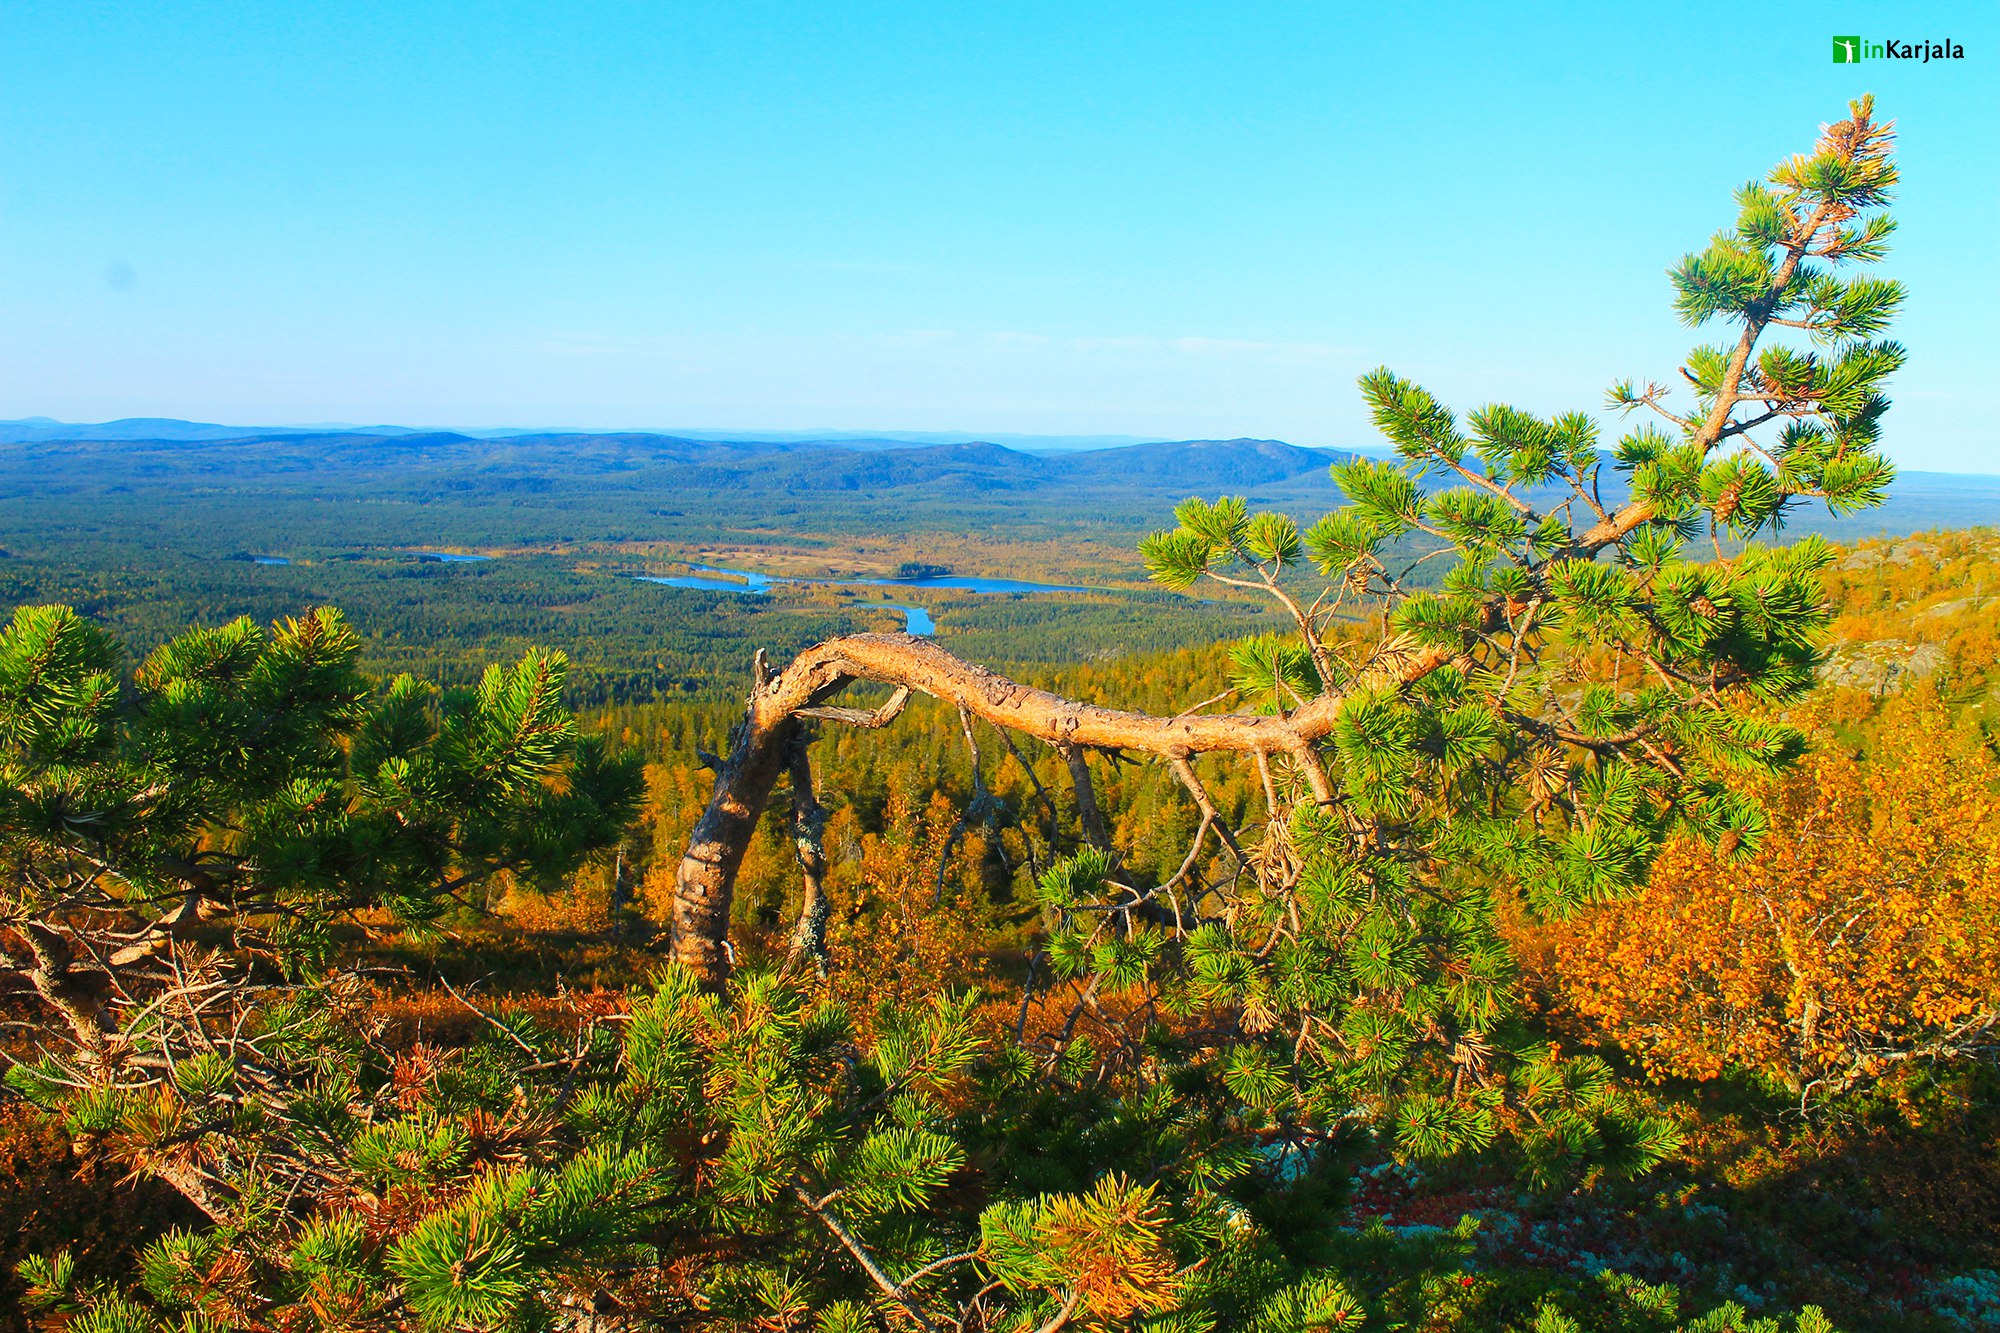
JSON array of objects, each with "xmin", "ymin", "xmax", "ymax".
[
  {"xmin": 1817, "ymin": 639, "xmax": 1946, "ymax": 697},
  {"xmin": 1916, "ymin": 596, "xmax": 1993, "ymax": 620},
  {"xmin": 1887, "ymin": 540, "xmax": 1942, "ymax": 567}
]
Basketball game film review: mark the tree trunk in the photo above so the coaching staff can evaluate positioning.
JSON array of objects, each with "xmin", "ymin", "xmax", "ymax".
[{"xmin": 668, "ymin": 714, "xmax": 799, "ymax": 981}]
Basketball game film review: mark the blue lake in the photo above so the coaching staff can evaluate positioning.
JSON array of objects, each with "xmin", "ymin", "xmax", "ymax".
[
  {"xmin": 859, "ymin": 602, "xmax": 937, "ymax": 635},
  {"xmin": 418, "ymin": 551, "xmax": 494, "ymax": 562},
  {"xmin": 637, "ymin": 568, "xmax": 779, "ymax": 593},
  {"xmin": 846, "ymin": 573, "xmax": 1097, "ymax": 594},
  {"xmin": 632, "ymin": 563, "xmax": 1091, "ymax": 636},
  {"xmin": 251, "ymin": 555, "xmax": 290, "ymax": 566},
  {"xmin": 673, "ymin": 563, "xmax": 1094, "ymax": 595}
]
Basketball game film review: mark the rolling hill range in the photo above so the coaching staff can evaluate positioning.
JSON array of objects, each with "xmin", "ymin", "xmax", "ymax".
[
  {"xmin": 2, "ymin": 423, "xmax": 1990, "ymax": 551},
  {"xmin": 0, "ymin": 417, "xmax": 1169, "ymax": 451},
  {"xmin": 1, "ymin": 423, "xmax": 1993, "ymax": 705},
  {"xmin": 0, "ymin": 429, "xmax": 1358, "ymax": 550},
  {"xmin": 0, "ymin": 426, "xmax": 1342, "ymax": 485},
  {"xmin": 0, "ymin": 415, "xmax": 425, "ymax": 442}
]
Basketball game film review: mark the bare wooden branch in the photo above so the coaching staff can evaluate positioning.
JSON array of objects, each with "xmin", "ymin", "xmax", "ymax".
[
  {"xmin": 791, "ymin": 1180, "xmax": 943, "ymax": 1333},
  {"xmin": 1054, "ymin": 742, "xmax": 1111, "ymax": 852},
  {"xmin": 795, "ymin": 683, "xmax": 912, "ymax": 728},
  {"xmin": 668, "ymin": 630, "xmax": 1466, "ymax": 983},
  {"xmin": 784, "ymin": 732, "xmax": 831, "ymax": 975},
  {"xmin": 994, "ymin": 726, "xmax": 1061, "ymax": 839},
  {"xmin": 936, "ymin": 703, "xmax": 995, "ymax": 903},
  {"xmin": 1169, "ymin": 756, "xmax": 1248, "ymax": 871}
]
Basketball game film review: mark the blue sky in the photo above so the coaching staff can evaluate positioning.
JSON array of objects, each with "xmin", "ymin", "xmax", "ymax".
[{"xmin": 3, "ymin": 1, "xmax": 1995, "ymax": 470}]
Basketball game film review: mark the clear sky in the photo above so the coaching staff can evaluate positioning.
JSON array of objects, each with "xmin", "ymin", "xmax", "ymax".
[{"xmin": 3, "ymin": 1, "xmax": 1995, "ymax": 470}]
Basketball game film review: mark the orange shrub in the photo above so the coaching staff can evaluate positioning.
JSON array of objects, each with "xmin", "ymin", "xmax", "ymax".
[
  {"xmin": 0, "ymin": 1106, "xmax": 196, "ymax": 1330},
  {"xmin": 818, "ymin": 789, "xmax": 1005, "ymax": 1026},
  {"xmin": 1526, "ymin": 693, "xmax": 2000, "ymax": 1098}
]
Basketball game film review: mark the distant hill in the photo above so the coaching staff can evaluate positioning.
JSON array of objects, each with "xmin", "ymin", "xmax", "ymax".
[
  {"xmin": 1836, "ymin": 470, "xmax": 2000, "ymax": 538},
  {"xmin": 0, "ymin": 416, "xmax": 421, "ymax": 443},
  {"xmin": 0, "ymin": 417, "xmax": 1177, "ymax": 452},
  {"xmin": 0, "ymin": 428, "xmax": 1373, "ymax": 578},
  {"xmin": 1054, "ymin": 438, "xmax": 1336, "ymax": 487},
  {"xmin": 2, "ymin": 418, "xmax": 1988, "ymax": 546},
  {"xmin": 0, "ymin": 427, "xmax": 1351, "ymax": 495}
]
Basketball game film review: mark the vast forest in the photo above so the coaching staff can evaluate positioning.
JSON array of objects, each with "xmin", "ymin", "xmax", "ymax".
[
  {"xmin": 3, "ymin": 416, "xmax": 1993, "ymax": 704},
  {"xmin": 4, "ymin": 99, "xmax": 1999, "ymax": 1333}
]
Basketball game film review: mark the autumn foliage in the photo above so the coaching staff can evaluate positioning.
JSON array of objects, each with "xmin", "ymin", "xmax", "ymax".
[{"xmin": 1526, "ymin": 691, "xmax": 2000, "ymax": 1099}]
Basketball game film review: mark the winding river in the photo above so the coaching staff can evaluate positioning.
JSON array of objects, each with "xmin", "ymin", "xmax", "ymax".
[
  {"xmin": 633, "ymin": 563, "xmax": 1098, "ymax": 636},
  {"xmin": 249, "ymin": 550, "xmax": 1076, "ymax": 638}
]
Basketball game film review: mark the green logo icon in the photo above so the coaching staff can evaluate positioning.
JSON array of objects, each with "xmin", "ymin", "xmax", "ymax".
[{"xmin": 1832, "ymin": 35, "xmax": 1861, "ymax": 62}]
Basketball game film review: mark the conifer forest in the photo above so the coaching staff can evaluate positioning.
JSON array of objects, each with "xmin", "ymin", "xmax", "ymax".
[{"xmin": 5, "ymin": 98, "xmax": 1999, "ymax": 1333}]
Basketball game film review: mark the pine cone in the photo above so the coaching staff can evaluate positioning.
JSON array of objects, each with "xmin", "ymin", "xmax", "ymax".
[{"xmin": 1713, "ymin": 478, "xmax": 1743, "ymax": 523}]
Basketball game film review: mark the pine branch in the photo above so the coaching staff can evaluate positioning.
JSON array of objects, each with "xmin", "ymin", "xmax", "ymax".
[{"xmin": 790, "ymin": 1180, "xmax": 945, "ymax": 1333}]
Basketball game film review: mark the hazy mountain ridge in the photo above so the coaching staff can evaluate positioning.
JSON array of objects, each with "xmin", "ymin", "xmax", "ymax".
[
  {"xmin": 0, "ymin": 416, "xmax": 423, "ymax": 443},
  {"xmin": 0, "ymin": 425, "xmax": 1349, "ymax": 494},
  {"xmin": 3, "ymin": 420, "xmax": 1991, "ymax": 545},
  {"xmin": 0, "ymin": 417, "xmax": 1172, "ymax": 452}
]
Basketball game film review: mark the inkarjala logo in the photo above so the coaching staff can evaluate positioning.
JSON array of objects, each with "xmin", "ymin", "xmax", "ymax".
[{"xmin": 1833, "ymin": 35, "xmax": 1964, "ymax": 63}]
